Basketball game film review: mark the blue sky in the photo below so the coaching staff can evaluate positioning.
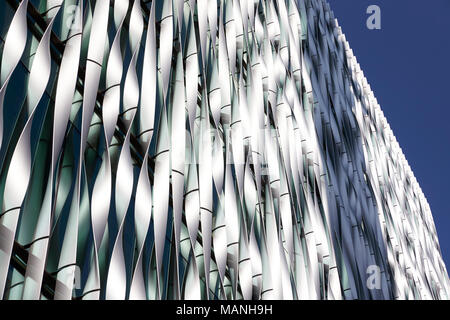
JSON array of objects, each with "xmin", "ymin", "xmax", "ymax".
[{"xmin": 327, "ymin": 0, "xmax": 450, "ymax": 269}]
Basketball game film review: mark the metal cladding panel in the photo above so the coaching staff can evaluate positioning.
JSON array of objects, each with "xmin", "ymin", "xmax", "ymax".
[{"xmin": 0, "ymin": 0, "xmax": 447, "ymax": 300}]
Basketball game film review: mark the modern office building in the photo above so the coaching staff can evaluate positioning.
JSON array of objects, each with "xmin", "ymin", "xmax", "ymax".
[{"xmin": 0, "ymin": 0, "xmax": 448, "ymax": 300}]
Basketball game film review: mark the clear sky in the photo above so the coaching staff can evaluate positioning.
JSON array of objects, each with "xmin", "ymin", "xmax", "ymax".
[{"xmin": 327, "ymin": 0, "xmax": 450, "ymax": 269}]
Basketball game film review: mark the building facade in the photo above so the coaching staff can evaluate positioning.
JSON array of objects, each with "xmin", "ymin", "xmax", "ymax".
[{"xmin": 0, "ymin": 0, "xmax": 448, "ymax": 299}]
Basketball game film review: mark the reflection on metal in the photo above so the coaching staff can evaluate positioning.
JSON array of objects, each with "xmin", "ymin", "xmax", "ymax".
[{"xmin": 0, "ymin": 0, "xmax": 448, "ymax": 300}]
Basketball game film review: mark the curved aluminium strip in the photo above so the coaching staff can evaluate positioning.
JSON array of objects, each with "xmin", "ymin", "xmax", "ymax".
[
  {"xmin": 55, "ymin": 0, "xmax": 110, "ymax": 300},
  {"xmin": 129, "ymin": 0, "xmax": 156, "ymax": 300},
  {"xmin": 0, "ymin": 0, "xmax": 28, "ymax": 299},
  {"xmin": 84, "ymin": 0, "xmax": 128, "ymax": 300},
  {"xmin": 1, "ymin": 1, "xmax": 56, "ymax": 299},
  {"xmin": 106, "ymin": 0, "xmax": 143, "ymax": 300}
]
